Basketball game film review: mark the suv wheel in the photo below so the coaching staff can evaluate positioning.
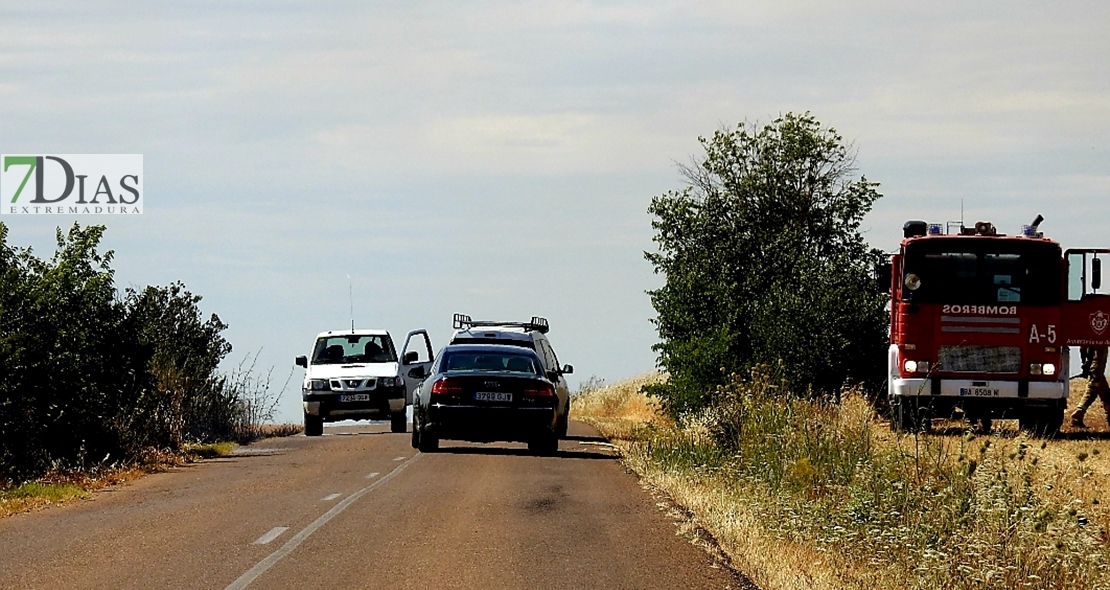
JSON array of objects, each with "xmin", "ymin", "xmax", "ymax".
[
  {"xmin": 304, "ymin": 411, "xmax": 323, "ymax": 437},
  {"xmin": 391, "ymin": 411, "xmax": 407, "ymax": 433}
]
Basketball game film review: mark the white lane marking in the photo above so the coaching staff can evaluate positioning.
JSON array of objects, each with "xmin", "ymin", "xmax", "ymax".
[
  {"xmin": 365, "ymin": 471, "xmax": 380, "ymax": 479},
  {"xmin": 223, "ymin": 454, "xmax": 422, "ymax": 590},
  {"xmin": 392, "ymin": 456, "xmax": 406, "ymax": 461},
  {"xmin": 320, "ymin": 493, "xmax": 342, "ymax": 501},
  {"xmin": 252, "ymin": 527, "xmax": 289, "ymax": 545}
]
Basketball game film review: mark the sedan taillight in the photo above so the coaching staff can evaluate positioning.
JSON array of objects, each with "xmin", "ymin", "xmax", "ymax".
[
  {"xmin": 431, "ymin": 378, "xmax": 463, "ymax": 395},
  {"xmin": 523, "ymin": 383, "xmax": 554, "ymax": 397}
]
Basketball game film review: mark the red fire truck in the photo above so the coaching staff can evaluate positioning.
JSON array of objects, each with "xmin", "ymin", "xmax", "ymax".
[{"xmin": 885, "ymin": 216, "xmax": 1110, "ymax": 435}]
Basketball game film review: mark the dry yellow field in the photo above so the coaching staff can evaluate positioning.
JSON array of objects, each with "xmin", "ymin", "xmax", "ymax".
[{"xmin": 573, "ymin": 374, "xmax": 1110, "ymax": 590}]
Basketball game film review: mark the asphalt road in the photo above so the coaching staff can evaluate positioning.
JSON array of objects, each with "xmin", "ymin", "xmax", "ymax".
[{"xmin": 0, "ymin": 421, "xmax": 741, "ymax": 590}]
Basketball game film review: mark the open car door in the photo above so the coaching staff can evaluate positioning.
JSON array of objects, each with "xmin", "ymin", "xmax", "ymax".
[
  {"xmin": 1063, "ymin": 249, "xmax": 1110, "ymax": 347},
  {"xmin": 400, "ymin": 330, "xmax": 434, "ymax": 405}
]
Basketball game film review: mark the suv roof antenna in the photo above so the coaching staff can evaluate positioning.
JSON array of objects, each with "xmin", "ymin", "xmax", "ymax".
[{"xmin": 348, "ymin": 274, "xmax": 354, "ymax": 332}]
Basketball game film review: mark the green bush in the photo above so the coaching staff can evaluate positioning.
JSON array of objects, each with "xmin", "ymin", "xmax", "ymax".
[
  {"xmin": 0, "ymin": 222, "xmax": 243, "ymax": 481},
  {"xmin": 645, "ymin": 112, "xmax": 888, "ymax": 416}
]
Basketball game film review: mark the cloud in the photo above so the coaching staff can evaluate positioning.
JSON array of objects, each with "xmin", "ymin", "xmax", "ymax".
[{"xmin": 2, "ymin": 0, "xmax": 1109, "ymax": 421}]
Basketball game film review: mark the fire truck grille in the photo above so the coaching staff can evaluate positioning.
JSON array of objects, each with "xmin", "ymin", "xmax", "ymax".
[{"xmin": 937, "ymin": 345, "xmax": 1022, "ymax": 374}]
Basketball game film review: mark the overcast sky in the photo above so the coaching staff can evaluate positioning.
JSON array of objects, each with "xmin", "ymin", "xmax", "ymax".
[{"xmin": 2, "ymin": 1, "xmax": 1108, "ymax": 422}]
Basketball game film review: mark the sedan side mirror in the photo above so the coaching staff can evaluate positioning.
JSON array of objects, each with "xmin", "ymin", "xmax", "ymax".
[
  {"xmin": 407, "ymin": 365, "xmax": 426, "ymax": 379},
  {"xmin": 403, "ymin": 351, "xmax": 419, "ymax": 365},
  {"xmin": 295, "ymin": 356, "xmax": 308, "ymax": 368},
  {"xmin": 561, "ymin": 364, "xmax": 574, "ymax": 375}
]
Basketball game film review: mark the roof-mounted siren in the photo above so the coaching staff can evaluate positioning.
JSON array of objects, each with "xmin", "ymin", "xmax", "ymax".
[
  {"xmin": 1022, "ymin": 214, "xmax": 1045, "ymax": 238},
  {"xmin": 973, "ymin": 221, "xmax": 997, "ymax": 236},
  {"xmin": 903, "ymin": 220, "xmax": 928, "ymax": 238},
  {"xmin": 927, "ymin": 223, "xmax": 944, "ymax": 236}
]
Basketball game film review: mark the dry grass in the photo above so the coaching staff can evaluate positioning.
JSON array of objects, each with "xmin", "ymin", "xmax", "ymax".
[
  {"xmin": 0, "ymin": 424, "xmax": 302, "ymax": 518},
  {"xmin": 256, "ymin": 423, "xmax": 303, "ymax": 438},
  {"xmin": 571, "ymin": 372, "xmax": 668, "ymax": 439},
  {"xmin": 576, "ymin": 374, "xmax": 1110, "ymax": 590},
  {"xmin": 0, "ymin": 449, "xmax": 180, "ymax": 518}
]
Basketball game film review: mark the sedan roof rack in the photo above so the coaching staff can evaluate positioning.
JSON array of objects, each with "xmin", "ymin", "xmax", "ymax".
[{"xmin": 453, "ymin": 313, "xmax": 549, "ymax": 334}]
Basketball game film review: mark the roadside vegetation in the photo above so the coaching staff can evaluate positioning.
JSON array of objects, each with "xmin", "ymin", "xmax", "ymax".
[
  {"xmin": 0, "ymin": 222, "xmax": 297, "ymax": 512},
  {"xmin": 645, "ymin": 112, "xmax": 888, "ymax": 417},
  {"xmin": 619, "ymin": 113, "xmax": 1110, "ymax": 588},
  {"xmin": 574, "ymin": 374, "xmax": 1110, "ymax": 590}
]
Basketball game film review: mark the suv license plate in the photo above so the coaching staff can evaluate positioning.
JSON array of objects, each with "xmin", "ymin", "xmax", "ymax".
[
  {"xmin": 960, "ymin": 387, "xmax": 999, "ymax": 397},
  {"xmin": 339, "ymin": 394, "xmax": 371, "ymax": 402},
  {"xmin": 475, "ymin": 391, "xmax": 512, "ymax": 403}
]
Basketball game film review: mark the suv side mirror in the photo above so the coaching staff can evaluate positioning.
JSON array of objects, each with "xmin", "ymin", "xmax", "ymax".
[
  {"xmin": 295, "ymin": 356, "xmax": 308, "ymax": 368},
  {"xmin": 407, "ymin": 365, "xmax": 426, "ymax": 379},
  {"xmin": 1094, "ymin": 257, "xmax": 1103, "ymax": 291},
  {"xmin": 561, "ymin": 364, "xmax": 573, "ymax": 375},
  {"xmin": 403, "ymin": 351, "xmax": 419, "ymax": 365}
]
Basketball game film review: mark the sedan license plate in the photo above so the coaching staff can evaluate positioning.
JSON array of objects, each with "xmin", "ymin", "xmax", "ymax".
[
  {"xmin": 339, "ymin": 393, "xmax": 371, "ymax": 402},
  {"xmin": 474, "ymin": 391, "xmax": 512, "ymax": 403},
  {"xmin": 960, "ymin": 387, "xmax": 999, "ymax": 397}
]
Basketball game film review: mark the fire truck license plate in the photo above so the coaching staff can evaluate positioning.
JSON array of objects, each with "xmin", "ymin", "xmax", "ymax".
[{"xmin": 959, "ymin": 387, "xmax": 999, "ymax": 397}]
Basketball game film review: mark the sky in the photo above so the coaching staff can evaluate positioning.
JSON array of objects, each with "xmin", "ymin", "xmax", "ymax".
[{"xmin": 1, "ymin": 1, "xmax": 1108, "ymax": 423}]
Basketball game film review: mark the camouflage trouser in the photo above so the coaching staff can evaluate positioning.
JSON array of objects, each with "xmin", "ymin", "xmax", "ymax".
[
  {"xmin": 1073, "ymin": 347, "xmax": 1110, "ymax": 425},
  {"xmin": 1076, "ymin": 376, "xmax": 1110, "ymax": 413}
]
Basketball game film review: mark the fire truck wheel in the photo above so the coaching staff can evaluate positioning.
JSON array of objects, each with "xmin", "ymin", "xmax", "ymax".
[
  {"xmin": 1019, "ymin": 409, "xmax": 1064, "ymax": 438},
  {"xmin": 892, "ymin": 400, "xmax": 928, "ymax": 433}
]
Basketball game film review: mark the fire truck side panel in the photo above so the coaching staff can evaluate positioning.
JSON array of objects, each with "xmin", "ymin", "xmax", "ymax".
[{"xmin": 1061, "ymin": 295, "xmax": 1110, "ymax": 347}]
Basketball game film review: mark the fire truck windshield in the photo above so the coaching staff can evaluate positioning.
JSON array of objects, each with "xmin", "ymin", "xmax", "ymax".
[{"xmin": 901, "ymin": 240, "xmax": 1061, "ymax": 306}]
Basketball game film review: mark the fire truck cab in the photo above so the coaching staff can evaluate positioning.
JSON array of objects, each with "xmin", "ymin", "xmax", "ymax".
[{"xmin": 886, "ymin": 217, "xmax": 1110, "ymax": 435}]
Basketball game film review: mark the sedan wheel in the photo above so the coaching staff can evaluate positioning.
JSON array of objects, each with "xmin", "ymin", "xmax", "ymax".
[
  {"xmin": 528, "ymin": 432, "xmax": 558, "ymax": 456},
  {"xmin": 418, "ymin": 430, "xmax": 439, "ymax": 453}
]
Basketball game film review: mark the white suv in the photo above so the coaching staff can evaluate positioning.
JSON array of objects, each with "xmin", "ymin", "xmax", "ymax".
[
  {"xmin": 450, "ymin": 314, "xmax": 573, "ymax": 437},
  {"xmin": 295, "ymin": 329, "xmax": 433, "ymax": 436}
]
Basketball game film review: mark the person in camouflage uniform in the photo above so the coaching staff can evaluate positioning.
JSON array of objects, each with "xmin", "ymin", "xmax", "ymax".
[{"xmin": 1071, "ymin": 346, "xmax": 1110, "ymax": 428}]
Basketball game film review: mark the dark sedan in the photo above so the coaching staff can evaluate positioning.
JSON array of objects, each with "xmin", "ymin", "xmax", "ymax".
[{"xmin": 410, "ymin": 344, "xmax": 568, "ymax": 455}]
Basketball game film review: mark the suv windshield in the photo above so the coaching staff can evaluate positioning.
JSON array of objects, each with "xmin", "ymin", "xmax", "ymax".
[
  {"xmin": 902, "ymin": 240, "xmax": 1061, "ymax": 306},
  {"xmin": 312, "ymin": 335, "xmax": 397, "ymax": 364},
  {"xmin": 441, "ymin": 351, "xmax": 541, "ymax": 374}
]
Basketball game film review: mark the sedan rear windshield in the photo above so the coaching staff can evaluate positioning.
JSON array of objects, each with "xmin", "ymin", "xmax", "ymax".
[
  {"xmin": 312, "ymin": 335, "xmax": 397, "ymax": 364},
  {"xmin": 441, "ymin": 351, "xmax": 541, "ymax": 374}
]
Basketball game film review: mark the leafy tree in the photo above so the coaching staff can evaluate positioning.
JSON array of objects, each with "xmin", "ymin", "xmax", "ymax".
[
  {"xmin": 0, "ymin": 223, "xmax": 238, "ymax": 481},
  {"xmin": 645, "ymin": 112, "xmax": 888, "ymax": 416}
]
